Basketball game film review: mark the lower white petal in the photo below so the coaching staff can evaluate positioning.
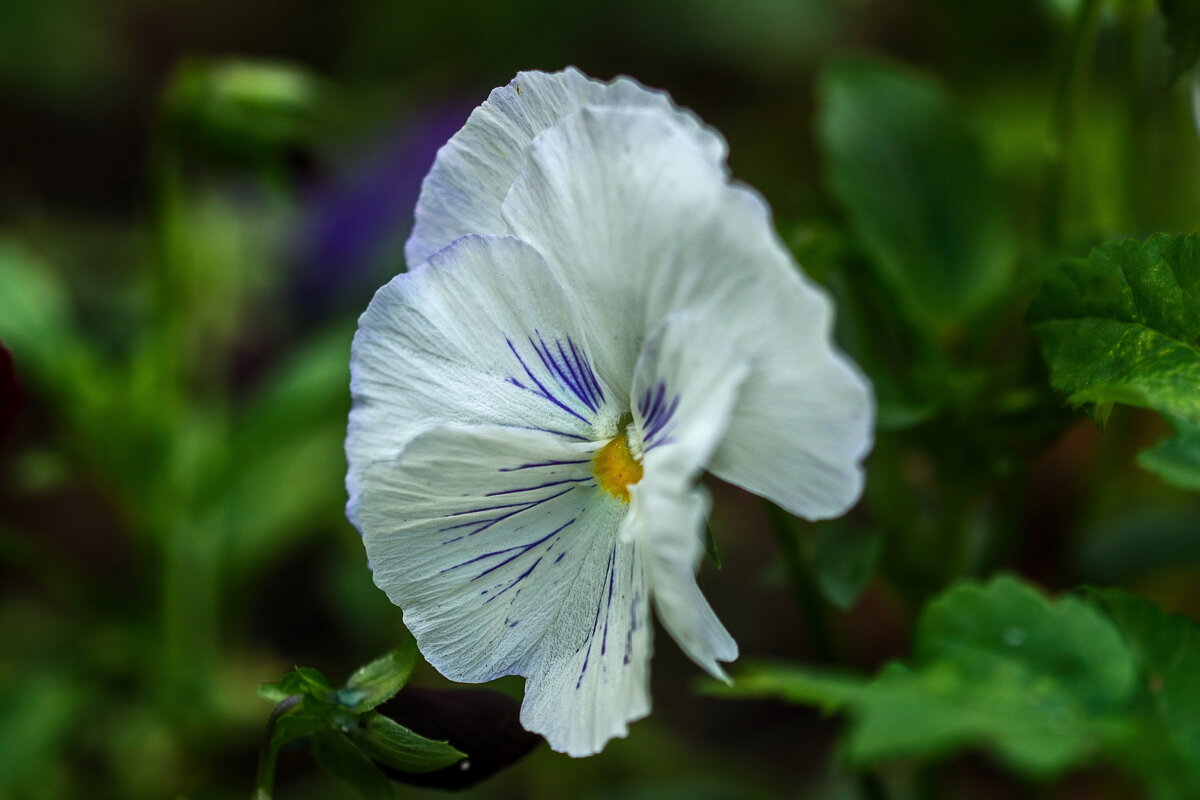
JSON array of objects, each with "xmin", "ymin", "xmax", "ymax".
[
  {"xmin": 520, "ymin": 537, "xmax": 652, "ymax": 757},
  {"xmin": 619, "ymin": 314, "xmax": 745, "ymax": 678},
  {"xmin": 624, "ymin": 476, "xmax": 736, "ymax": 680},
  {"xmin": 354, "ymin": 423, "xmax": 651, "ymax": 756}
]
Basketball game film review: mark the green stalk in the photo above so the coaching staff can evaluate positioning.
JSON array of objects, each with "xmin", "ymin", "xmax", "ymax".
[
  {"xmin": 252, "ymin": 695, "xmax": 302, "ymax": 800},
  {"xmin": 149, "ymin": 114, "xmax": 229, "ymax": 718},
  {"xmin": 763, "ymin": 501, "xmax": 836, "ymax": 663},
  {"xmin": 1041, "ymin": 0, "xmax": 1104, "ymax": 248}
]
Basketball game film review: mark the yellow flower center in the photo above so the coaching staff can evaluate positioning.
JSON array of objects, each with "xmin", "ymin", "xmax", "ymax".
[{"xmin": 593, "ymin": 430, "xmax": 643, "ymax": 502}]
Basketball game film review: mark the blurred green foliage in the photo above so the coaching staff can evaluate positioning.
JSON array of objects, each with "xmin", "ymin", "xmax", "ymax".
[
  {"xmin": 712, "ymin": 577, "xmax": 1200, "ymax": 796},
  {"xmin": 2, "ymin": 1, "xmax": 1200, "ymax": 799}
]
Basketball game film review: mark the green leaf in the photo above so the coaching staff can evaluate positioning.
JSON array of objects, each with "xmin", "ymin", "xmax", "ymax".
[
  {"xmin": 916, "ymin": 576, "xmax": 1136, "ymax": 712},
  {"xmin": 350, "ymin": 712, "xmax": 466, "ymax": 773},
  {"xmin": 271, "ymin": 709, "xmax": 330, "ymax": 749},
  {"xmin": 818, "ymin": 58, "xmax": 1017, "ymax": 336},
  {"xmin": 273, "ymin": 666, "xmax": 336, "ymax": 703},
  {"xmin": 1160, "ymin": 0, "xmax": 1200, "ymax": 81},
  {"xmin": 257, "ymin": 681, "xmax": 293, "ymax": 705},
  {"xmin": 703, "ymin": 524, "xmax": 722, "ymax": 570},
  {"xmin": 842, "ymin": 661, "xmax": 1130, "ymax": 775},
  {"xmin": 1137, "ymin": 416, "xmax": 1200, "ymax": 492},
  {"xmin": 812, "ymin": 523, "xmax": 882, "ymax": 610},
  {"xmin": 1089, "ymin": 589, "xmax": 1200, "ymax": 795},
  {"xmin": 859, "ymin": 576, "xmax": 1137, "ymax": 774},
  {"xmin": 337, "ymin": 640, "xmax": 419, "ymax": 713},
  {"xmin": 715, "ymin": 576, "xmax": 1138, "ymax": 777},
  {"xmin": 309, "ymin": 730, "xmax": 395, "ymax": 800},
  {"xmin": 1028, "ymin": 234, "xmax": 1200, "ymax": 423}
]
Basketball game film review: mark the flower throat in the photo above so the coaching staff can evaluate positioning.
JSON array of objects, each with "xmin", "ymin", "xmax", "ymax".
[{"xmin": 593, "ymin": 419, "xmax": 643, "ymax": 502}]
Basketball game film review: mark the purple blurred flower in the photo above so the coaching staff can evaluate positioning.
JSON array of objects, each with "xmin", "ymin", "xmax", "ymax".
[{"xmin": 293, "ymin": 101, "xmax": 473, "ymax": 310}]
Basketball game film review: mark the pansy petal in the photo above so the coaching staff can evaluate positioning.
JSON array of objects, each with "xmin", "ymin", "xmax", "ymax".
[
  {"xmin": 618, "ymin": 314, "xmax": 744, "ymax": 678},
  {"xmin": 347, "ymin": 234, "xmax": 619, "ymax": 515},
  {"xmin": 624, "ymin": 476, "xmax": 735, "ymax": 680},
  {"xmin": 695, "ymin": 190, "xmax": 874, "ymax": 519},
  {"xmin": 356, "ymin": 423, "xmax": 651, "ymax": 756},
  {"xmin": 629, "ymin": 312, "xmax": 750, "ymax": 473},
  {"xmin": 503, "ymin": 106, "xmax": 728, "ymax": 393},
  {"xmin": 407, "ymin": 68, "xmax": 725, "ymax": 268},
  {"xmin": 520, "ymin": 536, "xmax": 652, "ymax": 757},
  {"xmin": 503, "ymin": 105, "xmax": 872, "ymax": 518}
]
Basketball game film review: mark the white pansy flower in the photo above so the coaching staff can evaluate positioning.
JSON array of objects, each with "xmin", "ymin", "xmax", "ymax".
[{"xmin": 346, "ymin": 68, "xmax": 873, "ymax": 757}]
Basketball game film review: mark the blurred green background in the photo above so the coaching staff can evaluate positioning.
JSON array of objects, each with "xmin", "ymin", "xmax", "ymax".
[{"xmin": 1, "ymin": 0, "xmax": 1199, "ymax": 798}]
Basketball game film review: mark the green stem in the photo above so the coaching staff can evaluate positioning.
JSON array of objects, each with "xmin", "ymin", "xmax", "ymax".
[
  {"xmin": 1042, "ymin": 0, "xmax": 1103, "ymax": 248},
  {"xmin": 253, "ymin": 695, "xmax": 302, "ymax": 800},
  {"xmin": 763, "ymin": 502, "xmax": 836, "ymax": 663},
  {"xmin": 1118, "ymin": 0, "xmax": 1150, "ymax": 235},
  {"xmin": 149, "ymin": 110, "xmax": 231, "ymax": 718}
]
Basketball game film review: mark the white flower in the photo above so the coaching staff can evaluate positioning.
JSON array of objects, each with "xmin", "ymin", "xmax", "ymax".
[{"xmin": 346, "ymin": 68, "xmax": 873, "ymax": 757}]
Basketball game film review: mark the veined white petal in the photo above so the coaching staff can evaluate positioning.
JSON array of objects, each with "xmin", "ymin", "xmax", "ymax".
[
  {"xmin": 619, "ymin": 314, "xmax": 745, "ymax": 678},
  {"xmin": 503, "ymin": 104, "xmax": 873, "ymax": 518},
  {"xmin": 520, "ymin": 535, "xmax": 652, "ymax": 757},
  {"xmin": 406, "ymin": 67, "xmax": 725, "ymax": 268},
  {"xmin": 503, "ymin": 106, "xmax": 728, "ymax": 394},
  {"xmin": 355, "ymin": 424, "xmax": 652, "ymax": 757},
  {"xmin": 624, "ymin": 476, "xmax": 736, "ymax": 680},
  {"xmin": 629, "ymin": 312, "xmax": 750, "ymax": 474},
  {"xmin": 346, "ymin": 235, "xmax": 619, "ymax": 519},
  {"xmin": 695, "ymin": 189, "xmax": 875, "ymax": 520}
]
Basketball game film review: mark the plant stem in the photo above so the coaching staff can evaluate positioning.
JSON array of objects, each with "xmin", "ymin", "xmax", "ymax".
[
  {"xmin": 1042, "ymin": 0, "xmax": 1103, "ymax": 248},
  {"xmin": 253, "ymin": 695, "xmax": 302, "ymax": 800},
  {"xmin": 763, "ymin": 501, "xmax": 836, "ymax": 663}
]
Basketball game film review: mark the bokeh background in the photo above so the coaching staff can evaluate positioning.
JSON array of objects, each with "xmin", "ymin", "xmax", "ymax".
[{"xmin": 2, "ymin": 0, "xmax": 1199, "ymax": 798}]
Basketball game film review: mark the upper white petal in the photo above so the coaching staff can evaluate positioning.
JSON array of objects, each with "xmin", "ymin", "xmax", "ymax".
[
  {"xmin": 406, "ymin": 67, "xmax": 725, "ymax": 268},
  {"xmin": 502, "ymin": 103, "xmax": 874, "ymax": 517},
  {"xmin": 354, "ymin": 423, "xmax": 652, "ymax": 757},
  {"xmin": 346, "ymin": 234, "xmax": 619, "ymax": 521}
]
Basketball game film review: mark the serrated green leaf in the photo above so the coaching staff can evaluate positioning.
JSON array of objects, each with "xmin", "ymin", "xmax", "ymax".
[
  {"xmin": 338, "ymin": 640, "xmax": 418, "ymax": 713},
  {"xmin": 1137, "ymin": 417, "xmax": 1200, "ymax": 492},
  {"xmin": 1029, "ymin": 234, "xmax": 1200, "ymax": 424},
  {"xmin": 350, "ymin": 712, "xmax": 465, "ymax": 773},
  {"xmin": 813, "ymin": 523, "xmax": 882, "ymax": 610},
  {"xmin": 843, "ymin": 661, "xmax": 1130, "ymax": 775},
  {"xmin": 1160, "ymin": 0, "xmax": 1200, "ymax": 81},
  {"xmin": 309, "ymin": 730, "xmax": 395, "ymax": 800},
  {"xmin": 715, "ymin": 576, "xmax": 1138, "ymax": 778},
  {"xmin": 917, "ymin": 576, "xmax": 1137, "ymax": 713},
  {"xmin": 818, "ymin": 58, "xmax": 1017, "ymax": 335}
]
